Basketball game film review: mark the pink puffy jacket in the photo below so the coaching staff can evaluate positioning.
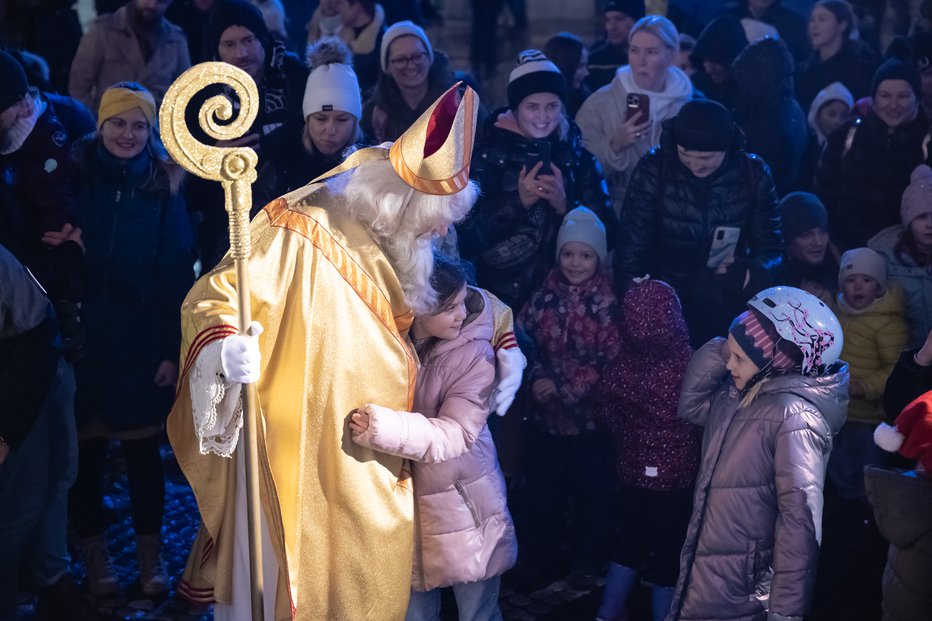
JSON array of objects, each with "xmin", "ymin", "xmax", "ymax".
[{"xmin": 353, "ymin": 287, "xmax": 518, "ymax": 591}]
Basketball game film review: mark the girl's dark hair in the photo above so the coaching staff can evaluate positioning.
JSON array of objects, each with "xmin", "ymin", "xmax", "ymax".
[
  {"xmin": 543, "ymin": 32, "xmax": 585, "ymax": 87},
  {"xmin": 814, "ymin": 0, "xmax": 855, "ymax": 39},
  {"xmin": 429, "ymin": 253, "xmax": 468, "ymax": 314},
  {"xmin": 896, "ymin": 225, "xmax": 932, "ymax": 267}
]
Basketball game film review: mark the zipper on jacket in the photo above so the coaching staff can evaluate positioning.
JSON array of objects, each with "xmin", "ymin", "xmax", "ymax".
[{"xmin": 453, "ymin": 480, "xmax": 481, "ymax": 528}]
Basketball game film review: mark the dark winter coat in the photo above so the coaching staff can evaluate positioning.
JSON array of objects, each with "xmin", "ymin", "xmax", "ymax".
[
  {"xmin": 72, "ymin": 139, "xmax": 195, "ymax": 434},
  {"xmin": 0, "ymin": 93, "xmax": 92, "ymax": 302},
  {"xmin": 733, "ymin": 38, "xmax": 808, "ymax": 196},
  {"xmin": 796, "ymin": 40, "xmax": 879, "ymax": 112},
  {"xmin": 593, "ymin": 279, "xmax": 700, "ymax": 491},
  {"xmin": 252, "ymin": 117, "xmax": 352, "ymax": 210},
  {"xmin": 723, "ymin": 0, "xmax": 811, "ymax": 63},
  {"xmin": 864, "ymin": 466, "xmax": 932, "ymax": 621},
  {"xmin": 517, "ymin": 268, "xmax": 620, "ymax": 436},
  {"xmin": 884, "ymin": 349, "xmax": 932, "ymax": 421},
  {"xmin": 669, "ymin": 338, "xmax": 849, "ymax": 621},
  {"xmin": 777, "ymin": 253, "xmax": 839, "ymax": 304},
  {"xmin": 0, "ymin": 243, "xmax": 61, "ymax": 451},
  {"xmin": 815, "ymin": 110, "xmax": 931, "ymax": 250},
  {"xmin": 459, "ymin": 110, "xmax": 617, "ymax": 312},
  {"xmin": 614, "ymin": 119, "xmax": 783, "ymax": 345}
]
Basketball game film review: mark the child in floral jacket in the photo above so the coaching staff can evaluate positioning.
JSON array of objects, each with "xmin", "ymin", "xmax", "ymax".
[{"xmin": 516, "ymin": 206, "xmax": 620, "ymax": 585}]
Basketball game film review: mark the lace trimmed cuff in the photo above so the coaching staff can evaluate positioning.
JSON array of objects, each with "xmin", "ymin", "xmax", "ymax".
[{"xmin": 190, "ymin": 340, "xmax": 243, "ymax": 458}]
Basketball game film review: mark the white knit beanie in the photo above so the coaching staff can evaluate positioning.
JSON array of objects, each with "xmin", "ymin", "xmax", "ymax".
[
  {"xmin": 303, "ymin": 38, "xmax": 362, "ymax": 120},
  {"xmin": 838, "ymin": 247, "xmax": 888, "ymax": 292},
  {"xmin": 380, "ymin": 20, "xmax": 433, "ymax": 72},
  {"xmin": 556, "ymin": 207, "xmax": 607, "ymax": 263}
]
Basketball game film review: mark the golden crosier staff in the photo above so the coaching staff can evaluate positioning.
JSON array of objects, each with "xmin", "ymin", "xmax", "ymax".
[{"xmin": 160, "ymin": 62, "xmax": 264, "ymax": 620}]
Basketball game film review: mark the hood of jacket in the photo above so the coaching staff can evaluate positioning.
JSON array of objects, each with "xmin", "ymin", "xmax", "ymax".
[
  {"xmin": 864, "ymin": 466, "xmax": 932, "ymax": 548},
  {"xmin": 807, "ymin": 81, "xmax": 855, "ymax": 144},
  {"xmin": 620, "ymin": 279, "xmax": 691, "ymax": 356},
  {"xmin": 733, "ymin": 37, "xmax": 796, "ymax": 105},
  {"xmin": 615, "ymin": 65, "xmax": 694, "ymax": 122},
  {"xmin": 425, "ymin": 286, "xmax": 494, "ymax": 361},
  {"xmin": 754, "ymin": 361, "xmax": 850, "ymax": 435},
  {"xmin": 691, "ymin": 15, "xmax": 749, "ymax": 66}
]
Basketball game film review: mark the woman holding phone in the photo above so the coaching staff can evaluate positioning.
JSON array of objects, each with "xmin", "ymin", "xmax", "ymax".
[
  {"xmin": 577, "ymin": 15, "xmax": 693, "ymax": 215},
  {"xmin": 614, "ymin": 100, "xmax": 783, "ymax": 346},
  {"xmin": 459, "ymin": 50, "xmax": 615, "ymax": 313}
]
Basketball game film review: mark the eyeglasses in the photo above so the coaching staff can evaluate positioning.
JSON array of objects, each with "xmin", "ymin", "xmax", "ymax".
[
  {"xmin": 389, "ymin": 51, "xmax": 429, "ymax": 69},
  {"xmin": 104, "ymin": 118, "xmax": 151, "ymax": 137}
]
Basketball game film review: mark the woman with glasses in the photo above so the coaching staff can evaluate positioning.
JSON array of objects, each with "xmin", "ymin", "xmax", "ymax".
[
  {"xmin": 68, "ymin": 82, "xmax": 195, "ymax": 599},
  {"xmin": 362, "ymin": 21, "xmax": 483, "ymax": 143}
]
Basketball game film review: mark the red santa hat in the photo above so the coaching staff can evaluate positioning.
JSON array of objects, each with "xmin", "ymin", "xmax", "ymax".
[{"xmin": 875, "ymin": 391, "xmax": 932, "ymax": 476}]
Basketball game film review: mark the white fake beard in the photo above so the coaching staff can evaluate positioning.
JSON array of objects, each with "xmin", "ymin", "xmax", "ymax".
[{"xmin": 379, "ymin": 230, "xmax": 437, "ymax": 315}]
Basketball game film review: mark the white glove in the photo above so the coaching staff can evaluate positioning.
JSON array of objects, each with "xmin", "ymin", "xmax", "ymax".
[
  {"xmin": 491, "ymin": 346, "xmax": 527, "ymax": 416},
  {"xmin": 220, "ymin": 321, "xmax": 263, "ymax": 384}
]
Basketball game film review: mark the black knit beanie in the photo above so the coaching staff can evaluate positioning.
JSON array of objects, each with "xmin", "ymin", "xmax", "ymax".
[
  {"xmin": 208, "ymin": 0, "xmax": 271, "ymax": 58},
  {"xmin": 0, "ymin": 50, "xmax": 28, "ymax": 112},
  {"xmin": 674, "ymin": 99, "xmax": 735, "ymax": 152},
  {"xmin": 872, "ymin": 56, "xmax": 922, "ymax": 98},
  {"xmin": 779, "ymin": 192, "xmax": 828, "ymax": 241},
  {"xmin": 507, "ymin": 50, "xmax": 567, "ymax": 111},
  {"xmin": 603, "ymin": 0, "xmax": 646, "ymax": 19}
]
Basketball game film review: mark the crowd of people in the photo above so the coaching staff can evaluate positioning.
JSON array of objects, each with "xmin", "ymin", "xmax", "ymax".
[{"xmin": 2, "ymin": 1, "xmax": 932, "ymax": 620}]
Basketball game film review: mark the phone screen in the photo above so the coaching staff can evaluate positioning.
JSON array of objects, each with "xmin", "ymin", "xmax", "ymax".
[{"xmin": 526, "ymin": 140, "xmax": 553, "ymax": 175}]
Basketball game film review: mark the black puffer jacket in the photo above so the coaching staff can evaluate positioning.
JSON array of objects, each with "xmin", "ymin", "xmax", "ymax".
[
  {"xmin": 814, "ymin": 110, "xmax": 930, "ymax": 250},
  {"xmin": 733, "ymin": 37, "xmax": 808, "ymax": 196},
  {"xmin": 864, "ymin": 466, "xmax": 932, "ymax": 621},
  {"xmin": 459, "ymin": 109, "xmax": 617, "ymax": 312},
  {"xmin": 614, "ymin": 119, "xmax": 783, "ymax": 345}
]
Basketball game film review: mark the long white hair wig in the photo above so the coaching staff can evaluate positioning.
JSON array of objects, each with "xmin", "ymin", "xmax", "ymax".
[{"xmin": 328, "ymin": 157, "xmax": 479, "ymax": 313}]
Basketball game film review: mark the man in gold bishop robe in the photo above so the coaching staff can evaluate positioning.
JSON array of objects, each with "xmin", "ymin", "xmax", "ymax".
[{"xmin": 167, "ymin": 84, "xmax": 525, "ymax": 620}]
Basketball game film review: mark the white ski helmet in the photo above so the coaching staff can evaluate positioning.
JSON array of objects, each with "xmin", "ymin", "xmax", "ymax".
[{"xmin": 746, "ymin": 286, "xmax": 843, "ymax": 376}]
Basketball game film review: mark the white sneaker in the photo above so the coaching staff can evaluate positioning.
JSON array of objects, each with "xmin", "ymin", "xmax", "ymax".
[
  {"xmin": 80, "ymin": 533, "xmax": 119, "ymax": 597},
  {"xmin": 136, "ymin": 534, "xmax": 169, "ymax": 596}
]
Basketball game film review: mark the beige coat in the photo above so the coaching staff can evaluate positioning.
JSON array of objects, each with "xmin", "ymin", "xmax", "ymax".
[{"xmin": 69, "ymin": 6, "xmax": 190, "ymax": 112}]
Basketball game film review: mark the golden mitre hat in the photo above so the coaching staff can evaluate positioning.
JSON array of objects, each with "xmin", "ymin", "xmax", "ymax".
[
  {"xmin": 310, "ymin": 82, "xmax": 478, "ymax": 194},
  {"xmin": 388, "ymin": 82, "xmax": 478, "ymax": 195}
]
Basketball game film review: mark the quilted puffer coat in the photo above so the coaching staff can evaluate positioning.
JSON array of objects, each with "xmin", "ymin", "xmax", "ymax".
[
  {"xmin": 613, "ymin": 121, "xmax": 783, "ymax": 345},
  {"xmin": 668, "ymin": 338, "xmax": 848, "ymax": 621}
]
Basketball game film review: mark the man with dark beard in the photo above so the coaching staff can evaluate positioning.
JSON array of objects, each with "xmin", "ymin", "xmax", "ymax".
[
  {"xmin": 186, "ymin": 0, "xmax": 309, "ymax": 272},
  {"xmin": 168, "ymin": 84, "xmax": 525, "ymax": 621},
  {"xmin": 69, "ymin": 0, "xmax": 190, "ymax": 111}
]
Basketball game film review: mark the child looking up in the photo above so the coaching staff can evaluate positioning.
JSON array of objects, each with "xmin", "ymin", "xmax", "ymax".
[
  {"xmin": 350, "ymin": 254, "xmax": 517, "ymax": 621},
  {"xmin": 517, "ymin": 206, "xmax": 620, "ymax": 585}
]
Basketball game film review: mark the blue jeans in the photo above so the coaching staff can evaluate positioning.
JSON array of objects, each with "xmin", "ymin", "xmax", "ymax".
[
  {"xmin": 0, "ymin": 361, "xmax": 77, "ymax": 620},
  {"xmin": 405, "ymin": 576, "xmax": 504, "ymax": 621}
]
